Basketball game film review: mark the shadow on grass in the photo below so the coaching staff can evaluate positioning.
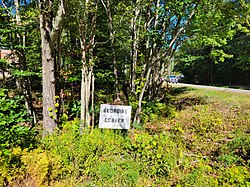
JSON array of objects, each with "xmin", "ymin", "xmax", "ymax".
[
  {"xmin": 173, "ymin": 96, "xmax": 207, "ymax": 110},
  {"xmin": 168, "ymin": 87, "xmax": 207, "ymax": 111},
  {"xmin": 214, "ymin": 84, "xmax": 250, "ymax": 90}
]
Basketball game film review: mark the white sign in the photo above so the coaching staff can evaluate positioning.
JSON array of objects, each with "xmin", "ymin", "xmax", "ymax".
[{"xmin": 99, "ymin": 104, "xmax": 132, "ymax": 129}]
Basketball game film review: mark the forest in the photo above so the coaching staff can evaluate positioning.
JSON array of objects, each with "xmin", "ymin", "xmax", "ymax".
[{"xmin": 0, "ymin": 0, "xmax": 249, "ymax": 186}]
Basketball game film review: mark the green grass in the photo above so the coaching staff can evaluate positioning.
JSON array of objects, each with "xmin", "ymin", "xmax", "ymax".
[
  {"xmin": 165, "ymin": 87, "xmax": 250, "ymax": 186},
  {"xmin": 189, "ymin": 88, "xmax": 250, "ymax": 106}
]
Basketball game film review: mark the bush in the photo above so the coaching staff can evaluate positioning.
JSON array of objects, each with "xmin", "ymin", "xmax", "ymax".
[
  {"xmin": 141, "ymin": 101, "xmax": 176, "ymax": 122},
  {"xmin": 0, "ymin": 120, "xmax": 184, "ymax": 186},
  {"xmin": 0, "ymin": 89, "xmax": 34, "ymax": 151},
  {"xmin": 128, "ymin": 132, "xmax": 181, "ymax": 178},
  {"xmin": 0, "ymin": 89, "xmax": 38, "ymax": 186},
  {"xmin": 178, "ymin": 163, "xmax": 219, "ymax": 187},
  {"xmin": 39, "ymin": 121, "xmax": 139, "ymax": 186},
  {"xmin": 218, "ymin": 166, "xmax": 250, "ymax": 186}
]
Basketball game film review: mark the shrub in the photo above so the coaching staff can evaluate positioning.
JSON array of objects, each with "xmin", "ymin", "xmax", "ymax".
[
  {"xmin": 129, "ymin": 132, "xmax": 181, "ymax": 178},
  {"xmin": 1, "ymin": 121, "xmax": 182, "ymax": 186},
  {"xmin": 0, "ymin": 89, "xmax": 38, "ymax": 186},
  {"xmin": 218, "ymin": 166, "xmax": 250, "ymax": 186},
  {"xmin": 0, "ymin": 89, "xmax": 35, "ymax": 151},
  {"xmin": 141, "ymin": 101, "xmax": 176, "ymax": 122}
]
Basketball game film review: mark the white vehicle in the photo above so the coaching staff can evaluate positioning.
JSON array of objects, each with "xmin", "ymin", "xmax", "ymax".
[{"xmin": 169, "ymin": 75, "xmax": 178, "ymax": 84}]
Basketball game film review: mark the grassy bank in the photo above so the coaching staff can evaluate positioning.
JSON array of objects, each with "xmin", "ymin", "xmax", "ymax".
[{"xmin": 0, "ymin": 87, "xmax": 249, "ymax": 186}]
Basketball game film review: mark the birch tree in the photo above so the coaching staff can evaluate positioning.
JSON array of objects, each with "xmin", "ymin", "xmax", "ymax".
[
  {"xmin": 130, "ymin": 0, "xmax": 141, "ymax": 94},
  {"xmin": 80, "ymin": 0, "xmax": 98, "ymax": 129},
  {"xmin": 133, "ymin": 0, "xmax": 202, "ymax": 123}
]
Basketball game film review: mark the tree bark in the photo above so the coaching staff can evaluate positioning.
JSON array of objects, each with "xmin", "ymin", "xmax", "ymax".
[
  {"xmin": 80, "ymin": 48, "xmax": 87, "ymax": 128},
  {"xmin": 39, "ymin": 0, "xmax": 66, "ymax": 134},
  {"xmin": 133, "ymin": 66, "xmax": 151, "ymax": 124},
  {"xmin": 79, "ymin": 0, "xmax": 98, "ymax": 130},
  {"xmin": 130, "ymin": 0, "xmax": 140, "ymax": 94}
]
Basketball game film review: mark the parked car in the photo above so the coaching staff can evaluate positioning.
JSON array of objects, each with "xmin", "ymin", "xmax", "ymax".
[{"xmin": 168, "ymin": 75, "xmax": 178, "ymax": 84}]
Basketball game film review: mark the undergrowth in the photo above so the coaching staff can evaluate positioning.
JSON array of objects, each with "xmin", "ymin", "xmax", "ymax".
[{"xmin": 0, "ymin": 87, "xmax": 249, "ymax": 186}]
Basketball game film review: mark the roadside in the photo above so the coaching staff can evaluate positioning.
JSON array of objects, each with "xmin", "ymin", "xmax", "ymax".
[{"xmin": 173, "ymin": 83, "xmax": 250, "ymax": 94}]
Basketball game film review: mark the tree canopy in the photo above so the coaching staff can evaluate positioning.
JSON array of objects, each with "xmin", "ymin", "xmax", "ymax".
[
  {"xmin": 175, "ymin": 0, "xmax": 250, "ymax": 85},
  {"xmin": 0, "ymin": 0, "xmax": 249, "ymax": 131}
]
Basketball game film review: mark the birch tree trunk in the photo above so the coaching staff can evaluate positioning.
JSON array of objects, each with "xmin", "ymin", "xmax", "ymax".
[
  {"xmin": 79, "ymin": 0, "xmax": 98, "ymax": 130},
  {"xmin": 80, "ymin": 47, "xmax": 95, "ymax": 129},
  {"xmin": 130, "ymin": 0, "xmax": 140, "ymax": 94}
]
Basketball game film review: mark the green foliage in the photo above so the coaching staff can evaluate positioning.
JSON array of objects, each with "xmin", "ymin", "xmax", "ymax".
[
  {"xmin": 0, "ymin": 89, "xmax": 35, "ymax": 151},
  {"xmin": 0, "ymin": 119, "xmax": 182, "ymax": 186},
  {"xmin": 129, "ymin": 133, "xmax": 180, "ymax": 178},
  {"xmin": 218, "ymin": 166, "xmax": 250, "ymax": 186},
  {"xmin": 1, "ymin": 85, "xmax": 250, "ymax": 186},
  {"xmin": 218, "ymin": 132, "xmax": 250, "ymax": 166},
  {"xmin": 0, "ymin": 59, "xmax": 9, "ymax": 69},
  {"xmin": 11, "ymin": 69, "xmax": 40, "ymax": 77},
  {"xmin": 0, "ymin": 89, "xmax": 37, "ymax": 186},
  {"xmin": 65, "ymin": 100, "xmax": 81, "ymax": 119},
  {"xmin": 0, "ymin": 92, "xmax": 29, "ymax": 126},
  {"xmin": 39, "ymin": 121, "xmax": 140, "ymax": 185},
  {"xmin": 0, "ymin": 147, "xmax": 26, "ymax": 186},
  {"xmin": 178, "ymin": 163, "xmax": 219, "ymax": 187},
  {"xmin": 141, "ymin": 101, "xmax": 176, "ymax": 122},
  {"xmin": 175, "ymin": 0, "xmax": 250, "ymax": 85}
]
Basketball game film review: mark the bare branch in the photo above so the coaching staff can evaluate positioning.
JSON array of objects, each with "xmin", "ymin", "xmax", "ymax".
[{"xmin": 2, "ymin": 0, "xmax": 11, "ymax": 16}]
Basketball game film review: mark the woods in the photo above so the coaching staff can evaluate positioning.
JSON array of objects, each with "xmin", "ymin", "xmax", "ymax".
[
  {"xmin": 0, "ymin": 0, "xmax": 249, "ymax": 186},
  {"xmin": 175, "ymin": 0, "xmax": 250, "ymax": 86},
  {"xmin": 1, "ymin": 0, "xmax": 249, "ymax": 131}
]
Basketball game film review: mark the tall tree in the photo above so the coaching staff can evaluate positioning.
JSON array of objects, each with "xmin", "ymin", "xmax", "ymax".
[
  {"xmin": 132, "ymin": 0, "xmax": 202, "ymax": 123},
  {"xmin": 39, "ymin": 0, "xmax": 66, "ymax": 133},
  {"xmin": 64, "ymin": 0, "xmax": 99, "ymax": 128},
  {"xmin": 175, "ymin": 0, "xmax": 250, "ymax": 86}
]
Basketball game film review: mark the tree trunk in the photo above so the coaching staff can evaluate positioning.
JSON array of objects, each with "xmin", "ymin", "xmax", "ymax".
[
  {"xmin": 41, "ymin": 35, "xmax": 57, "ymax": 133},
  {"xmin": 80, "ymin": 48, "xmax": 87, "ymax": 128},
  {"xmin": 80, "ymin": 49, "xmax": 93, "ymax": 129},
  {"xmin": 80, "ymin": 45, "xmax": 95, "ymax": 129},
  {"xmin": 39, "ymin": 0, "xmax": 66, "ymax": 134},
  {"xmin": 130, "ymin": 0, "xmax": 140, "ymax": 94},
  {"xmin": 91, "ymin": 72, "xmax": 95, "ymax": 129},
  {"xmin": 133, "ymin": 66, "xmax": 151, "ymax": 124},
  {"xmin": 79, "ymin": 0, "xmax": 98, "ymax": 129}
]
